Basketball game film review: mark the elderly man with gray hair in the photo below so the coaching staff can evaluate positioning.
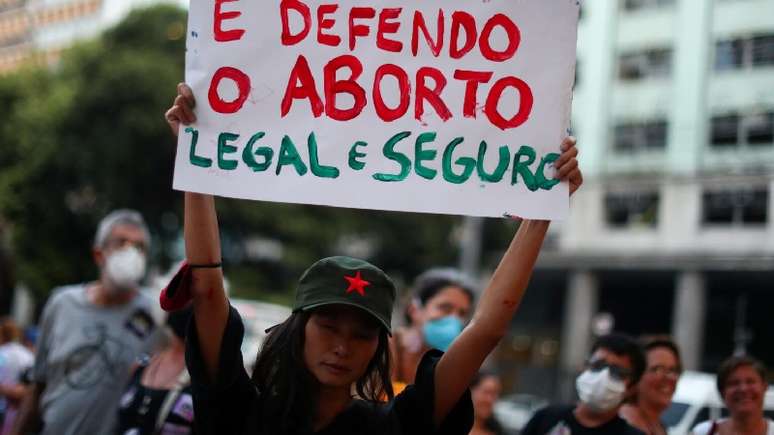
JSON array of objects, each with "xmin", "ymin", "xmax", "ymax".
[{"xmin": 12, "ymin": 210, "xmax": 157, "ymax": 435}]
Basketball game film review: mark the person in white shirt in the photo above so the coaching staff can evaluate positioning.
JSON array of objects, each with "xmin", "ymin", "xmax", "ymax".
[
  {"xmin": 0, "ymin": 318, "xmax": 34, "ymax": 435},
  {"xmin": 12, "ymin": 210, "xmax": 157, "ymax": 435},
  {"xmin": 691, "ymin": 355, "xmax": 774, "ymax": 435}
]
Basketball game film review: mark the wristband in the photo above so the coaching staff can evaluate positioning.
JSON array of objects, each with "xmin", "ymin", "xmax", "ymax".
[{"xmin": 189, "ymin": 262, "xmax": 222, "ymax": 269}]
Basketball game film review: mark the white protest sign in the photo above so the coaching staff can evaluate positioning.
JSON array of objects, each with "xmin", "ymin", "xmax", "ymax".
[{"xmin": 173, "ymin": 0, "xmax": 579, "ymax": 219}]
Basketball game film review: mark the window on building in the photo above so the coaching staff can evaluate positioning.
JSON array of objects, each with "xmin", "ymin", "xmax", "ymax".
[
  {"xmin": 752, "ymin": 35, "xmax": 774, "ymax": 67},
  {"xmin": 702, "ymin": 188, "xmax": 769, "ymax": 226},
  {"xmin": 710, "ymin": 115, "xmax": 739, "ymax": 148},
  {"xmin": 715, "ymin": 34, "xmax": 774, "ymax": 71},
  {"xmin": 605, "ymin": 191, "xmax": 660, "ymax": 228},
  {"xmin": 710, "ymin": 111, "xmax": 774, "ymax": 148},
  {"xmin": 613, "ymin": 120, "xmax": 668, "ymax": 152},
  {"xmin": 715, "ymin": 40, "xmax": 745, "ymax": 71},
  {"xmin": 622, "ymin": 0, "xmax": 675, "ymax": 12},
  {"xmin": 619, "ymin": 48, "xmax": 672, "ymax": 80},
  {"xmin": 746, "ymin": 112, "xmax": 774, "ymax": 145}
]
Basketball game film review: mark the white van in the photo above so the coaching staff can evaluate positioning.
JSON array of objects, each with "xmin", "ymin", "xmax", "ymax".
[{"xmin": 663, "ymin": 371, "xmax": 774, "ymax": 435}]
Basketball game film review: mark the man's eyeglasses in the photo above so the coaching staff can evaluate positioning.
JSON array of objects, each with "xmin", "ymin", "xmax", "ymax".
[{"xmin": 586, "ymin": 358, "xmax": 632, "ymax": 381}]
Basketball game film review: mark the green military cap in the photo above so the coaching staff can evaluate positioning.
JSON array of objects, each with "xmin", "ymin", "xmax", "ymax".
[{"xmin": 293, "ymin": 256, "xmax": 396, "ymax": 334}]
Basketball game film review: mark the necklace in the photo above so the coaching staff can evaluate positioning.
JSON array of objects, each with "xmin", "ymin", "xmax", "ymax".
[{"xmin": 636, "ymin": 405, "xmax": 665, "ymax": 435}]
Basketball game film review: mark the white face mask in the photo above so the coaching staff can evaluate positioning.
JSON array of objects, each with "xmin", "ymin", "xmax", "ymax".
[
  {"xmin": 575, "ymin": 367, "xmax": 627, "ymax": 412},
  {"xmin": 104, "ymin": 246, "xmax": 146, "ymax": 290}
]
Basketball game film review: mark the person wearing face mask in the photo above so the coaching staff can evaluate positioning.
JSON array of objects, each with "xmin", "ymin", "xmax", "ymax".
[
  {"xmin": 12, "ymin": 210, "xmax": 158, "ymax": 435},
  {"xmin": 620, "ymin": 337, "xmax": 682, "ymax": 435},
  {"xmin": 691, "ymin": 356, "xmax": 774, "ymax": 435},
  {"xmin": 521, "ymin": 333, "xmax": 646, "ymax": 435},
  {"xmin": 390, "ymin": 268, "xmax": 476, "ymax": 391}
]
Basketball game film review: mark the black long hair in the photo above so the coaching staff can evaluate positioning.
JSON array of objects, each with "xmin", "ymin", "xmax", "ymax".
[{"xmin": 252, "ymin": 310, "xmax": 394, "ymax": 434}]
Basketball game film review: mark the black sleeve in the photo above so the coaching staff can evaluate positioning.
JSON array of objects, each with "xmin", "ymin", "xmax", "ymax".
[
  {"xmin": 623, "ymin": 420, "xmax": 648, "ymax": 435},
  {"xmin": 521, "ymin": 405, "xmax": 572, "ymax": 435},
  {"xmin": 389, "ymin": 349, "xmax": 473, "ymax": 435},
  {"xmin": 520, "ymin": 407, "xmax": 547, "ymax": 435},
  {"xmin": 185, "ymin": 304, "xmax": 258, "ymax": 435}
]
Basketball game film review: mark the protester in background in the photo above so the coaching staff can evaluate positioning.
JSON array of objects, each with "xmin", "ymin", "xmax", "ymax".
[
  {"xmin": 620, "ymin": 337, "xmax": 682, "ymax": 435},
  {"xmin": 20, "ymin": 328, "xmax": 37, "ymax": 355},
  {"xmin": 161, "ymin": 83, "xmax": 583, "ymax": 435},
  {"xmin": 691, "ymin": 355, "xmax": 774, "ymax": 435},
  {"xmin": 469, "ymin": 371, "xmax": 505, "ymax": 435},
  {"xmin": 0, "ymin": 318, "xmax": 34, "ymax": 435},
  {"xmin": 12, "ymin": 210, "xmax": 157, "ymax": 435},
  {"xmin": 117, "ymin": 306, "xmax": 194, "ymax": 435},
  {"xmin": 521, "ymin": 333, "xmax": 646, "ymax": 435},
  {"xmin": 391, "ymin": 268, "xmax": 476, "ymax": 391}
]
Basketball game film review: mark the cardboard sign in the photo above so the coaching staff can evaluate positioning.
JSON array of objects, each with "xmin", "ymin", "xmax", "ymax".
[{"xmin": 173, "ymin": 0, "xmax": 579, "ymax": 219}]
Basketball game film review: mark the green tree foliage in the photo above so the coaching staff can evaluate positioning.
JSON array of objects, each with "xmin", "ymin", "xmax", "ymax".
[
  {"xmin": 218, "ymin": 202, "xmax": 464, "ymax": 303},
  {"xmin": 0, "ymin": 5, "xmax": 187, "ymax": 300}
]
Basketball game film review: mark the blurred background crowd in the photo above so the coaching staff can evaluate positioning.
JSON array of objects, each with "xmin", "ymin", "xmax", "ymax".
[{"xmin": 0, "ymin": 0, "xmax": 773, "ymax": 434}]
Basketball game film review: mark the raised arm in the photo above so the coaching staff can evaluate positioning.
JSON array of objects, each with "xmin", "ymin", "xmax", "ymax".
[
  {"xmin": 165, "ymin": 84, "xmax": 230, "ymax": 382},
  {"xmin": 432, "ymin": 137, "xmax": 582, "ymax": 425}
]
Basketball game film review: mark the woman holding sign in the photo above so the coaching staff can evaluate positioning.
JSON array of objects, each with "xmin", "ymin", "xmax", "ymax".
[{"xmin": 161, "ymin": 83, "xmax": 582, "ymax": 435}]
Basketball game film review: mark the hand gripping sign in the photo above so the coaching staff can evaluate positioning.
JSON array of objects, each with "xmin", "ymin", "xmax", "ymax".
[{"xmin": 173, "ymin": 0, "xmax": 580, "ymax": 219}]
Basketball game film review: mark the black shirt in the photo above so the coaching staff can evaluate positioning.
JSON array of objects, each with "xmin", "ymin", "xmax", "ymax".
[
  {"xmin": 117, "ymin": 363, "xmax": 195, "ymax": 434},
  {"xmin": 521, "ymin": 404, "xmax": 645, "ymax": 435},
  {"xmin": 185, "ymin": 305, "xmax": 473, "ymax": 435}
]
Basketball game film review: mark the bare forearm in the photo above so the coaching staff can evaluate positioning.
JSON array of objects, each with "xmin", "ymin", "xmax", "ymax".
[
  {"xmin": 185, "ymin": 192, "xmax": 223, "ymax": 265},
  {"xmin": 431, "ymin": 134, "xmax": 581, "ymax": 424},
  {"xmin": 471, "ymin": 219, "xmax": 549, "ymax": 340},
  {"xmin": 11, "ymin": 383, "xmax": 42, "ymax": 435},
  {"xmin": 433, "ymin": 219, "xmax": 549, "ymax": 424},
  {"xmin": 185, "ymin": 192, "xmax": 229, "ymax": 382}
]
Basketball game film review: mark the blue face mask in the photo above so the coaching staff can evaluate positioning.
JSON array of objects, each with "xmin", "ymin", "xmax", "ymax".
[{"xmin": 422, "ymin": 316, "xmax": 463, "ymax": 351}]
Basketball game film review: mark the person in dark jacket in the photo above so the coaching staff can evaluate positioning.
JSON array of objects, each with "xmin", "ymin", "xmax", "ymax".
[{"xmin": 522, "ymin": 333, "xmax": 646, "ymax": 435}]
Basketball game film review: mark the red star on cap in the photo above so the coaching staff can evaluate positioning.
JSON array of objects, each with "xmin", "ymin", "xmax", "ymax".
[{"xmin": 344, "ymin": 271, "xmax": 370, "ymax": 296}]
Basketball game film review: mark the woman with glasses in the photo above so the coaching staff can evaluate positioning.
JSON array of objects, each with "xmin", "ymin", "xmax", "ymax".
[
  {"xmin": 620, "ymin": 338, "xmax": 682, "ymax": 435},
  {"xmin": 691, "ymin": 355, "xmax": 773, "ymax": 435}
]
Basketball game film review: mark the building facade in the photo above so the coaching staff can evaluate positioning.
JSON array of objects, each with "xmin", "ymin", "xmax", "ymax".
[
  {"xmin": 0, "ymin": 0, "xmax": 184, "ymax": 72},
  {"xmin": 501, "ymin": 0, "xmax": 774, "ymax": 401}
]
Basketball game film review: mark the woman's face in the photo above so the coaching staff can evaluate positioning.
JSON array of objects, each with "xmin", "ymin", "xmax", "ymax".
[
  {"xmin": 303, "ymin": 305, "xmax": 381, "ymax": 389},
  {"xmin": 412, "ymin": 285, "xmax": 472, "ymax": 326},
  {"xmin": 638, "ymin": 347, "xmax": 681, "ymax": 410},
  {"xmin": 471, "ymin": 376, "xmax": 501, "ymax": 421},
  {"xmin": 723, "ymin": 365, "xmax": 766, "ymax": 418}
]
